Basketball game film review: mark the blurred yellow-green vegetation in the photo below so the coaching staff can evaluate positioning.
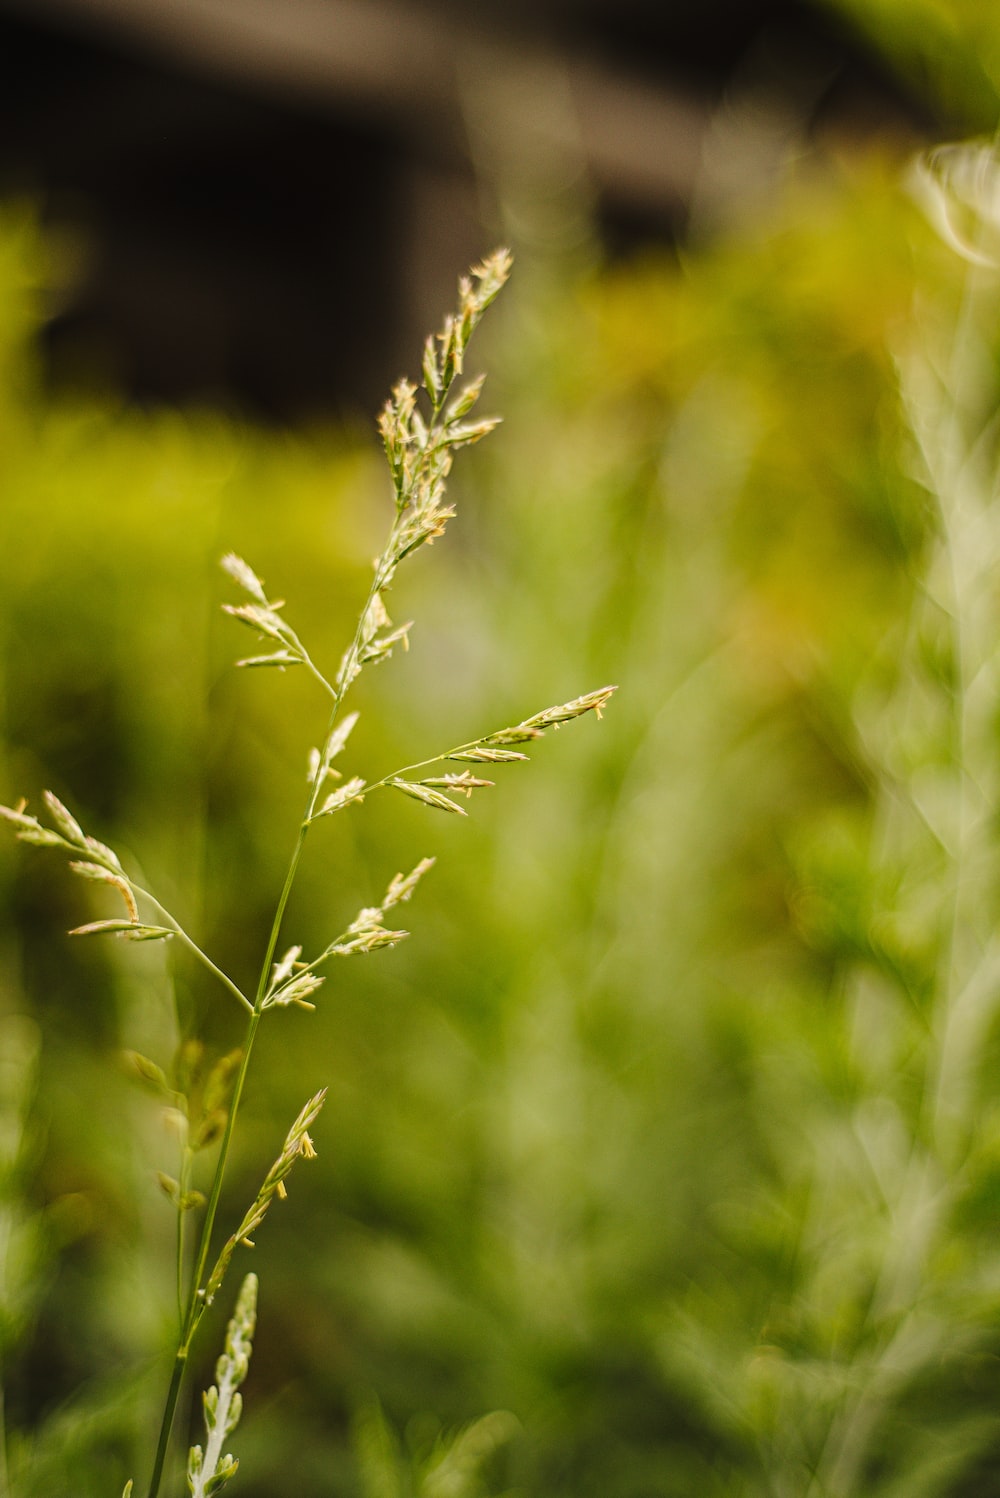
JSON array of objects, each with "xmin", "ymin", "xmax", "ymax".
[{"xmin": 5, "ymin": 8, "xmax": 1000, "ymax": 1494}]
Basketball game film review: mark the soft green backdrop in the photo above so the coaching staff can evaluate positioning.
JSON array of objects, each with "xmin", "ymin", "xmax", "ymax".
[{"xmin": 2, "ymin": 7, "xmax": 1000, "ymax": 1494}]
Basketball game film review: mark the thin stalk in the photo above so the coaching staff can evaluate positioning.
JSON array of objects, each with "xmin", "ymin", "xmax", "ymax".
[
  {"xmin": 145, "ymin": 1007, "xmax": 260, "ymax": 1498},
  {"xmin": 145, "ymin": 553, "xmax": 390, "ymax": 1497},
  {"xmin": 185, "ymin": 1013, "xmax": 262, "ymax": 1332},
  {"xmin": 182, "ymin": 805, "xmax": 324, "ymax": 1321},
  {"xmin": 295, "ymin": 645, "xmax": 339, "ymax": 704},
  {"xmin": 176, "ymin": 1143, "xmax": 193, "ymax": 1331},
  {"xmin": 373, "ymin": 738, "xmax": 501, "ymax": 787},
  {"xmin": 144, "ymin": 822, "xmax": 306, "ymax": 1497},
  {"xmin": 308, "ymin": 731, "xmax": 522, "ymax": 825},
  {"xmin": 131, "ymin": 884, "xmax": 253, "ymax": 1015},
  {"xmin": 146, "ymin": 1346, "xmax": 188, "ymax": 1498},
  {"xmin": 0, "ymin": 1378, "xmax": 10, "ymax": 1498}
]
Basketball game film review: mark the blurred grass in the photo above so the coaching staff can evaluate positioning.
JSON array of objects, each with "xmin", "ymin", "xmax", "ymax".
[{"xmin": 1, "ymin": 88, "xmax": 999, "ymax": 1498}]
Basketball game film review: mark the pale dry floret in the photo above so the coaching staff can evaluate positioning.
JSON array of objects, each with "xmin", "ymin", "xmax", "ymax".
[
  {"xmin": 383, "ymin": 856, "xmax": 436, "ymax": 908},
  {"xmin": 219, "ymin": 552, "xmax": 268, "ymax": 605}
]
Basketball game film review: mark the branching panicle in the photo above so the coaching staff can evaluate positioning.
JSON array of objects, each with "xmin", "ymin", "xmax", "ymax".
[
  {"xmin": 316, "ymin": 686, "xmax": 620, "ymax": 817},
  {"xmin": 204, "ymin": 1094, "xmax": 325, "ymax": 1306},
  {"xmin": 0, "ymin": 248, "xmax": 616, "ymax": 1498},
  {"xmin": 221, "ymin": 556, "xmax": 337, "ymax": 691},
  {"xmin": 262, "ymin": 859, "xmax": 436, "ymax": 1009}
]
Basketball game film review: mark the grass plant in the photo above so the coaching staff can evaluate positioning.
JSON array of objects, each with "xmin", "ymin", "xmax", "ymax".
[
  {"xmin": 0, "ymin": 251, "xmax": 614, "ymax": 1497},
  {"xmin": 5, "ymin": 101, "xmax": 1000, "ymax": 1498}
]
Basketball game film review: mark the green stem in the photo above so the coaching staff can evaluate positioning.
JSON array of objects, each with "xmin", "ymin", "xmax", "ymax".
[
  {"xmin": 0, "ymin": 1375, "xmax": 10, "ymax": 1498},
  {"xmin": 187, "ymin": 1015, "xmax": 262, "ymax": 1326},
  {"xmin": 307, "ymin": 731, "xmax": 518, "ymax": 827},
  {"xmin": 131, "ymin": 884, "xmax": 253, "ymax": 1014},
  {"xmin": 295, "ymin": 644, "xmax": 339, "ymax": 704},
  {"xmin": 273, "ymin": 617, "xmax": 339, "ymax": 704},
  {"xmin": 176, "ymin": 1145, "xmax": 193, "ymax": 1332},
  {"xmin": 145, "ymin": 451, "xmax": 418, "ymax": 1497},
  {"xmin": 373, "ymin": 741, "xmax": 491, "ymax": 787},
  {"xmin": 145, "ymin": 1004, "xmax": 262, "ymax": 1498},
  {"xmin": 145, "ymin": 1346, "xmax": 187, "ymax": 1498},
  {"xmin": 144, "ymin": 584, "xmax": 378, "ymax": 1496}
]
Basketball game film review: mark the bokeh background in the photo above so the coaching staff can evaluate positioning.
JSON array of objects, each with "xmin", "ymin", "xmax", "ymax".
[{"xmin": 1, "ymin": 2, "xmax": 1000, "ymax": 1495}]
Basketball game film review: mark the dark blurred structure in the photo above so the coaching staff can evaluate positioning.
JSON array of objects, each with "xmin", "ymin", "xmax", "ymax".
[{"xmin": 0, "ymin": 0, "xmax": 938, "ymax": 422}]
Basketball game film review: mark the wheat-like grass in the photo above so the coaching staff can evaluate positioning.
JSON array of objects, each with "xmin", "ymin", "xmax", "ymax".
[{"xmin": 0, "ymin": 251, "xmax": 615, "ymax": 1498}]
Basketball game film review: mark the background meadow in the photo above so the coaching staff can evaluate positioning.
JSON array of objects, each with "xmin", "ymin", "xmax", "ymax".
[{"xmin": 3, "ymin": 4, "xmax": 1000, "ymax": 1494}]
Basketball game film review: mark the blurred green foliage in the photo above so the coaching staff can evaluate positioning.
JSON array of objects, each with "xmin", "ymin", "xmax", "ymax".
[
  {"xmin": 823, "ymin": 0, "xmax": 1000, "ymax": 131},
  {"xmin": 3, "ymin": 52, "xmax": 1000, "ymax": 1498},
  {"xmin": 820, "ymin": 0, "xmax": 999, "ymax": 127}
]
